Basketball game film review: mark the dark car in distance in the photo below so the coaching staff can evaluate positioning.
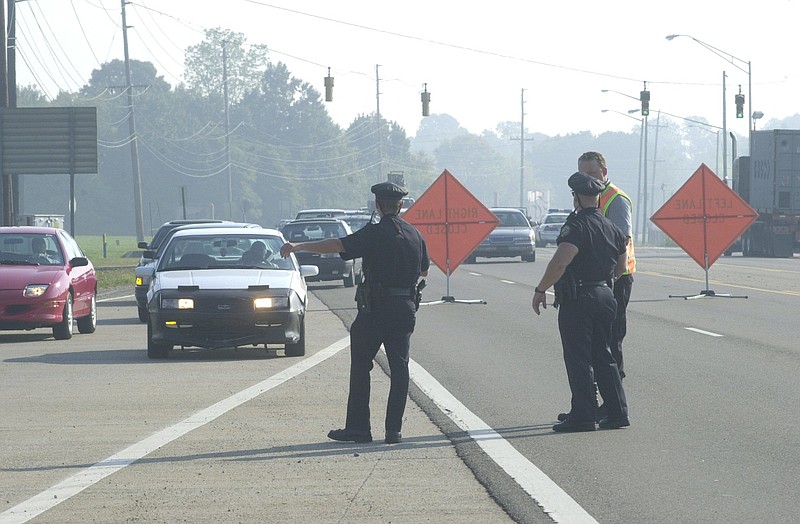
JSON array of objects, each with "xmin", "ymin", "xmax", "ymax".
[{"xmin": 280, "ymin": 218, "xmax": 362, "ymax": 287}]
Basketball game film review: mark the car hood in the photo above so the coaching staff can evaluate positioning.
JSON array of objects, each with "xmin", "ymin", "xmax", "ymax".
[
  {"xmin": 155, "ymin": 269, "xmax": 301, "ymax": 291},
  {"xmin": 0, "ymin": 265, "xmax": 60, "ymax": 290}
]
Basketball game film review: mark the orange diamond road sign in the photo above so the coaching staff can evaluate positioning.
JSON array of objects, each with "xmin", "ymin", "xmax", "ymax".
[
  {"xmin": 651, "ymin": 163, "xmax": 758, "ymax": 268},
  {"xmin": 404, "ymin": 169, "xmax": 499, "ymax": 274}
]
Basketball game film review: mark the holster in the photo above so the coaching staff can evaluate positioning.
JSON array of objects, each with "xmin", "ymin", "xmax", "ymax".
[
  {"xmin": 553, "ymin": 270, "xmax": 578, "ymax": 309},
  {"xmin": 355, "ymin": 282, "xmax": 376, "ymax": 313},
  {"xmin": 414, "ymin": 279, "xmax": 427, "ymax": 311}
]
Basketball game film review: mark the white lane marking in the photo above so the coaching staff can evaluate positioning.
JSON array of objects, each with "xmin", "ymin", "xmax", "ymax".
[
  {"xmin": 98, "ymin": 294, "xmax": 134, "ymax": 302},
  {"xmin": 410, "ymin": 360, "xmax": 598, "ymax": 524},
  {"xmin": 685, "ymin": 327, "xmax": 724, "ymax": 337},
  {"xmin": 500, "ymin": 279, "xmax": 515, "ymax": 284},
  {"xmin": 468, "ymin": 272, "xmax": 481, "ymax": 276},
  {"xmin": 0, "ymin": 337, "xmax": 351, "ymax": 524}
]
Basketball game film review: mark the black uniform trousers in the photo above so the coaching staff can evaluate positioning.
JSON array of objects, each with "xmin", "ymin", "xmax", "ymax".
[
  {"xmin": 558, "ymin": 285, "xmax": 628, "ymax": 423},
  {"xmin": 611, "ymin": 273, "xmax": 633, "ymax": 378},
  {"xmin": 345, "ymin": 296, "xmax": 416, "ymax": 434}
]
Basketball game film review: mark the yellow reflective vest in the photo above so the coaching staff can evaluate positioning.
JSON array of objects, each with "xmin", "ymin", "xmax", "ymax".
[{"xmin": 599, "ymin": 183, "xmax": 636, "ymax": 275}]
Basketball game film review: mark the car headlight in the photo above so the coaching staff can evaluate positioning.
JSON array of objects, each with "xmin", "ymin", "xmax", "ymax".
[
  {"xmin": 135, "ymin": 276, "xmax": 143, "ymax": 286},
  {"xmin": 161, "ymin": 298, "xmax": 194, "ymax": 309},
  {"xmin": 254, "ymin": 296, "xmax": 289, "ymax": 309},
  {"xmin": 24, "ymin": 284, "xmax": 49, "ymax": 297}
]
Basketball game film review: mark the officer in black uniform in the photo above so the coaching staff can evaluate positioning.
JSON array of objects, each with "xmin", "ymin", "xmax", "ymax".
[
  {"xmin": 532, "ymin": 172, "xmax": 630, "ymax": 432},
  {"xmin": 279, "ymin": 182, "xmax": 429, "ymax": 444}
]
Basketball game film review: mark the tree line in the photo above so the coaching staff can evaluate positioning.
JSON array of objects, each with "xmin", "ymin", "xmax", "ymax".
[{"xmin": 16, "ymin": 27, "xmax": 776, "ymax": 237}]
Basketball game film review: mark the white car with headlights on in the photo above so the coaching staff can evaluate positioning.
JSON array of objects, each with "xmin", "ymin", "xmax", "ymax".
[{"xmin": 145, "ymin": 227, "xmax": 318, "ymax": 359}]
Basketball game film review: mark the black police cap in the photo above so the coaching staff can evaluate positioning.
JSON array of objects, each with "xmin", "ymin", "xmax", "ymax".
[
  {"xmin": 568, "ymin": 172, "xmax": 605, "ymax": 196},
  {"xmin": 371, "ymin": 181, "xmax": 408, "ymax": 201}
]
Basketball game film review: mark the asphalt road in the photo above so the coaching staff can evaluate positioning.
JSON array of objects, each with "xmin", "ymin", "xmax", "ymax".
[
  {"xmin": 2, "ymin": 247, "xmax": 798, "ymax": 523},
  {"xmin": 313, "ymin": 247, "xmax": 800, "ymax": 523}
]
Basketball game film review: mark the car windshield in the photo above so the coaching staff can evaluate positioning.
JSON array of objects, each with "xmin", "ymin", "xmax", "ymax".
[
  {"xmin": 545, "ymin": 214, "xmax": 568, "ymax": 224},
  {"xmin": 295, "ymin": 210, "xmax": 346, "ymax": 219},
  {"xmin": 344, "ymin": 216, "xmax": 375, "ymax": 232},
  {"xmin": 281, "ymin": 222, "xmax": 348, "ymax": 242},
  {"xmin": 159, "ymin": 234, "xmax": 292, "ymax": 271},
  {"xmin": 495, "ymin": 212, "xmax": 529, "ymax": 227},
  {"xmin": 0, "ymin": 233, "xmax": 64, "ymax": 266}
]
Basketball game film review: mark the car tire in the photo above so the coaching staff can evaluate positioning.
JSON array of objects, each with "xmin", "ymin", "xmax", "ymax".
[
  {"xmin": 343, "ymin": 271, "xmax": 355, "ymax": 288},
  {"xmin": 522, "ymin": 252, "xmax": 536, "ymax": 262},
  {"xmin": 53, "ymin": 293, "xmax": 74, "ymax": 340},
  {"xmin": 465, "ymin": 254, "xmax": 477, "ymax": 264},
  {"xmin": 535, "ymin": 240, "xmax": 544, "ymax": 248},
  {"xmin": 147, "ymin": 319, "xmax": 171, "ymax": 359},
  {"xmin": 285, "ymin": 318, "xmax": 306, "ymax": 357},
  {"xmin": 137, "ymin": 305, "xmax": 148, "ymax": 323},
  {"xmin": 76, "ymin": 294, "xmax": 97, "ymax": 334}
]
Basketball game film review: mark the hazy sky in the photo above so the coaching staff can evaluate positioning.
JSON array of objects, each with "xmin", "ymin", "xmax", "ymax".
[{"xmin": 12, "ymin": 0, "xmax": 799, "ymax": 138}]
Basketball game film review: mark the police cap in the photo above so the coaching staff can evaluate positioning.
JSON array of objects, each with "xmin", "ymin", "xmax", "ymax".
[
  {"xmin": 568, "ymin": 171, "xmax": 605, "ymax": 196},
  {"xmin": 371, "ymin": 181, "xmax": 408, "ymax": 201}
]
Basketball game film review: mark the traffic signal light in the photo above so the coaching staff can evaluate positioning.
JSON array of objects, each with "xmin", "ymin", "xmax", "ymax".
[
  {"xmin": 735, "ymin": 93, "xmax": 745, "ymax": 118},
  {"xmin": 324, "ymin": 68, "xmax": 334, "ymax": 102},
  {"xmin": 640, "ymin": 90, "xmax": 650, "ymax": 117},
  {"xmin": 421, "ymin": 84, "xmax": 431, "ymax": 117}
]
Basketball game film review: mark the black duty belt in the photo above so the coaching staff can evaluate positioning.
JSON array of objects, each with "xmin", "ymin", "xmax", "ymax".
[
  {"xmin": 577, "ymin": 280, "xmax": 608, "ymax": 287},
  {"xmin": 381, "ymin": 287, "xmax": 414, "ymax": 297}
]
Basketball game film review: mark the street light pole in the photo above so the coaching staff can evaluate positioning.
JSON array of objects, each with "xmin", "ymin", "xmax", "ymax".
[{"xmin": 666, "ymin": 34, "xmax": 752, "ymax": 157}]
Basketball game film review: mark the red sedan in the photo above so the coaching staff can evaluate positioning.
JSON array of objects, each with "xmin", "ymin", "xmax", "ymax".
[{"xmin": 0, "ymin": 226, "xmax": 97, "ymax": 339}]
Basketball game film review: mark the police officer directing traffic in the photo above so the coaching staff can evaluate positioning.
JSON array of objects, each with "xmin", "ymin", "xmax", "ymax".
[
  {"xmin": 280, "ymin": 182, "xmax": 429, "ymax": 444},
  {"xmin": 532, "ymin": 172, "xmax": 630, "ymax": 432}
]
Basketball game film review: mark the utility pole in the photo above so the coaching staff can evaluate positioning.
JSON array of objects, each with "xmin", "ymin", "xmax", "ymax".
[
  {"xmin": 375, "ymin": 64, "xmax": 383, "ymax": 183},
  {"xmin": 721, "ymin": 71, "xmax": 728, "ymax": 184},
  {"xmin": 7, "ymin": 0, "xmax": 19, "ymax": 223},
  {"xmin": 222, "ymin": 40, "xmax": 233, "ymax": 220},
  {"xmin": 650, "ymin": 111, "xmax": 661, "ymax": 213},
  {"xmin": 642, "ymin": 112, "xmax": 649, "ymax": 244},
  {"xmin": 510, "ymin": 89, "xmax": 534, "ymax": 210},
  {"xmin": 1, "ymin": 0, "xmax": 11, "ymax": 226},
  {"xmin": 121, "ymin": 0, "xmax": 145, "ymax": 241}
]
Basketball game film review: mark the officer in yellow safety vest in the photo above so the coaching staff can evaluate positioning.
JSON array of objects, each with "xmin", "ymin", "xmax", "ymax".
[{"xmin": 578, "ymin": 152, "xmax": 636, "ymax": 382}]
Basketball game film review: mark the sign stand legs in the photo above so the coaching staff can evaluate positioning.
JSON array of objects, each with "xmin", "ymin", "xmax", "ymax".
[
  {"xmin": 669, "ymin": 254, "xmax": 748, "ymax": 300},
  {"xmin": 420, "ymin": 267, "xmax": 486, "ymax": 306}
]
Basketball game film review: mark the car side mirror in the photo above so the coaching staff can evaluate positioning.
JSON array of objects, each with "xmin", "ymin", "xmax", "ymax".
[
  {"xmin": 300, "ymin": 265, "xmax": 320, "ymax": 278},
  {"xmin": 142, "ymin": 250, "xmax": 157, "ymax": 259},
  {"xmin": 70, "ymin": 257, "xmax": 89, "ymax": 267},
  {"xmin": 138, "ymin": 241, "xmax": 149, "ymax": 249}
]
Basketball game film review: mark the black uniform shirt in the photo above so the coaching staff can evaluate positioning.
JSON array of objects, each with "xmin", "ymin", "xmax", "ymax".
[
  {"xmin": 557, "ymin": 207, "xmax": 626, "ymax": 282},
  {"xmin": 340, "ymin": 214, "xmax": 429, "ymax": 288}
]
